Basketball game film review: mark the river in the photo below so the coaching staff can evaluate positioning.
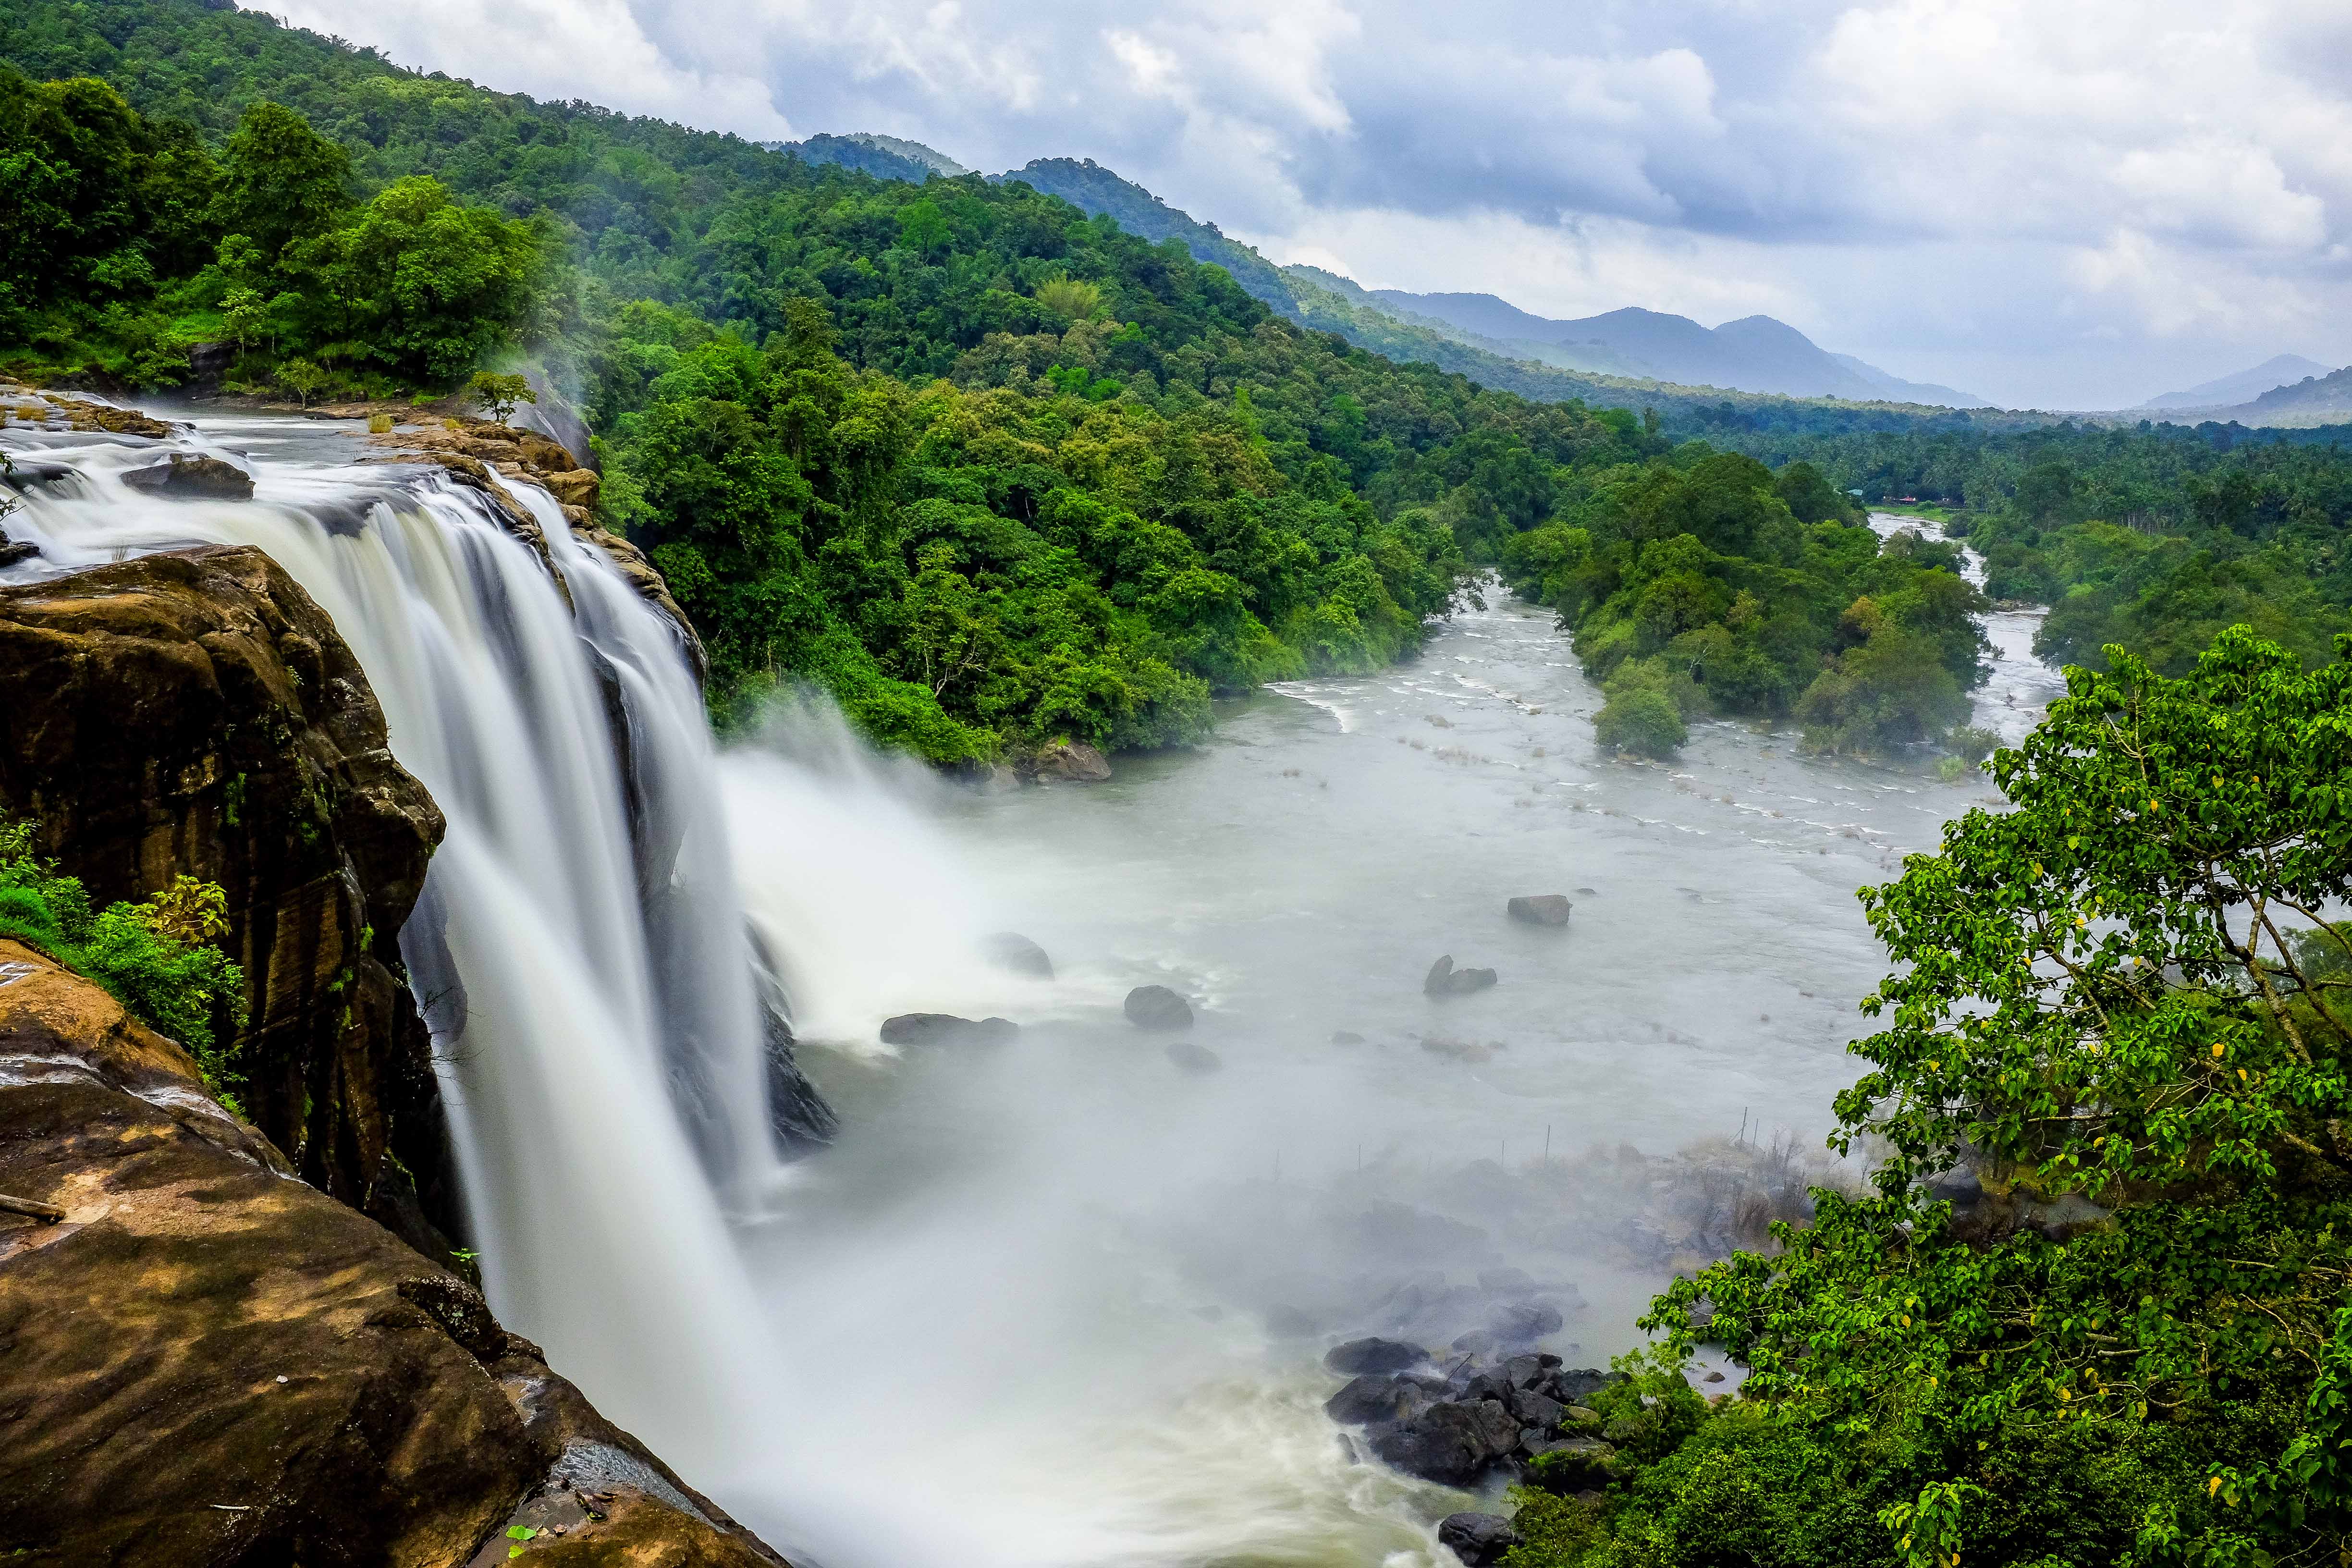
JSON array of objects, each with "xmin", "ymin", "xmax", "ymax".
[
  {"xmin": 718, "ymin": 517, "xmax": 2059, "ymax": 1566},
  {"xmin": 1, "ymin": 406, "xmax": 2057, "ymax": 1567}
]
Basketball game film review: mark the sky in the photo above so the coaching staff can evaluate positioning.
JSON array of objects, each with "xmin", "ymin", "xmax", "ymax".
[{"xmin": 268, "ymin": 0, "xmax": 2352, "ymax": 410}]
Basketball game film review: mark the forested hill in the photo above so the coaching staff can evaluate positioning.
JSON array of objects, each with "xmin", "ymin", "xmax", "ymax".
[
  {"xmin": 0, "ymin": 0, "xmax": 2237, "ymax": 775},
  {"xmin": 0, "ymin": 0, "xmax": 1679, "ymax": 766},
  {"xmin": 998, "ymin": 154, "xmax": 2048, "ymax": 441}
]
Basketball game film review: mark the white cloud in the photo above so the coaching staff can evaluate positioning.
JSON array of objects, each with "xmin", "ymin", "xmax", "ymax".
[{"xmin": 259, "ymin": 0, "xmax": 2352, "ymax": 406}]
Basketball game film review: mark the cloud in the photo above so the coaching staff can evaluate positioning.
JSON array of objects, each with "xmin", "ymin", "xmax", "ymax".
[{"xmin": 254, "ymin": 0, "xmax": 2352, "ymax": 407}]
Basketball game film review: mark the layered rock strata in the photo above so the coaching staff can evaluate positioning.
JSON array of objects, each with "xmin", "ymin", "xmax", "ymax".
[
  {"xmin": 0, "ymin": 939, "xmax": 784, "ymax": 1567},
  {"xmin": 0, "ymin": 546, "xmax": 461, "ymax": 1259}
]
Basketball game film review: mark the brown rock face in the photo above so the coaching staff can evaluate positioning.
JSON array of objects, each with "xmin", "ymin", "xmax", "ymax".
[
  {"xmin": 0, "ymin": 546, "xmax": 460, "ymax": 1257},
  {"xmin": 0, "ymin": 942, "xmax": 786, "ymax": 1568}
]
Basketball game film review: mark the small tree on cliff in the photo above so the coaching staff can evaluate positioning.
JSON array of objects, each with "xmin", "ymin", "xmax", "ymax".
[{"xmin": 468, "ymin": 370, "xmax": 535, "ymax": 426}]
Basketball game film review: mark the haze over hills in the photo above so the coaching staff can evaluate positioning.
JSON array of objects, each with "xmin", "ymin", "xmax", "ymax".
[
  {"xmin": 758, "ymin": 131, "xmax": 970, "ymax": 181},
  {"xmin": 990, "ymin": 157, "xmax": 2011, "ymax": 418},
  {"xmin": 2137, "ymin": 354, "xmax": 2336, "ymax": 410},
  {"xmin": 1366, "ymin": 292, "xmax": 1984, "ymax": 406}
]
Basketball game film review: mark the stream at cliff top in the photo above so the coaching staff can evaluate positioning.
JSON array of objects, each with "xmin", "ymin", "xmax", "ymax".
[{"xmin": 1, "ymin": 409, "xmax": 2055, "ymax": 1568}]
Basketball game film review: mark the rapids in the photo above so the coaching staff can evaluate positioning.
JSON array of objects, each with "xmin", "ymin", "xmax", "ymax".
[{"xmin": 1, "ymin": 409, "xmax": 2057, "ymax": 1567}]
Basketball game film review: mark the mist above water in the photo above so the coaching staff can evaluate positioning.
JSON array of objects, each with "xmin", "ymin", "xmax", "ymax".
[
  {"xmin": 704, "ymin": 571, "xmax": 2038, "ymax": 1565},
  {"xmin": 3, "ymin": 413, "xmax": 2053, "ymax": 1565}
]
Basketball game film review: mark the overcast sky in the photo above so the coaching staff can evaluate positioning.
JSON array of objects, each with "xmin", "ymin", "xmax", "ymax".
[{"xmin": 272, "ymin": 0, "xmax": 2352, "ymax": 409}]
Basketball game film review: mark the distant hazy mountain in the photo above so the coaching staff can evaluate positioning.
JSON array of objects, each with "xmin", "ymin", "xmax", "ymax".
[
  {"xmin": 992, "ymin": 158, "xmax": 2013, "ymax": 423},
  {"xmin": 1827, "ymin": 354, "xmax": 1984, "ymax": 410},
  {"xmin": 1365, "ymin": 292, "xmax": 1983, "ymax": 406},
  {"xmin": 2140, "ymin": 354, "xmax": 2335, "ymax": 410},
  {"xmin": 2224, "ymin": 366, "xmax": 2352, "ymax": 422},
  {"xmin": 992, "ymin": 157, "xmax": 1296, "ymax": 304},
  {"xmin": 760, "ymin": 132, "xmax": 968, "ymax": 182}
]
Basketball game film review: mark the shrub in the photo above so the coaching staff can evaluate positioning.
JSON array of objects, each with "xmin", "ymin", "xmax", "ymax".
[
  {"xmin": 1595, "ymin": 660, "xmax": 1691, "ymax": 758},
  {"xmin": 467, "ymin": 369, "xmax": 535, "ymax": 425},
  {"xmin": 0, "ymin": 821, "xmax": 247, "ymax": 1107}
]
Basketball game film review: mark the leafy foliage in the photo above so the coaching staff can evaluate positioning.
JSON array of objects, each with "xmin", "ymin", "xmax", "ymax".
[
  {"xmin": 1706, "ymin": 419, "xmax": 2352, "ymax": 683},
  {"xmin": 1500, "ymin": 450, "xmax": 1988, "ymax": 756},
  {"xmin": 0, "ymin": 72, "xmax": 550, "ymax": 392},
  {"xmin": 0, "ymin": 821, "xmax": 246, "ymax": 1103},
  {"xmin": 1517, "ymin": 629, "xmax": 2352, "ymax": 1568}
]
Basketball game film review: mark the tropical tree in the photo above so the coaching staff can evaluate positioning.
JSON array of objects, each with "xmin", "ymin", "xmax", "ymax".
[{"xmin": 1642, "ymin": 627, "xmax": 2352, "ymax": 1567}]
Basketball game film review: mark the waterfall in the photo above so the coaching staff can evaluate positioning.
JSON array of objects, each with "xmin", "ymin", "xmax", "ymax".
[{"xmin": 0, "ymin": 418, "xmax": 792, "ymax": 1485}]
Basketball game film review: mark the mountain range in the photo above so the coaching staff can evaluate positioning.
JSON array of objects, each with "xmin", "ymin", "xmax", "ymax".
[
  {"xmin": 1360, "ymin": 293, "xmax": 1983, "ymax": 405},
  {"xmin": 2138, "ymin": 354, "xmax": 2334, "ymax": 410},
  {"xmin": 777, "ymin": 136, "xmax": 2225, "ymax": 419}
]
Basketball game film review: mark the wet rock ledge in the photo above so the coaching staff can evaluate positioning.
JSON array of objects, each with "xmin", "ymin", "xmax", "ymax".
[
  {"xmin": 0, "ymin": 543, "xmax": 791, "ymax": 1564},
  {"xmin": 0, "ymin": 545, "xmax": 459, "ymax": 1261},
  {"xmin": 0, "ymin": 938, "xmax": 784, "ymax": 1567}
]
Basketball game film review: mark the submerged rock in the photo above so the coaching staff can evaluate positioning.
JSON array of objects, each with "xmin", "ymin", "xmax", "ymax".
[
  {"xmin": 880, "ymin": 1013, "xmax": 1019, "ymax": 1047},
  {"xmin": 120, "ymin": 451, "xmax": 255, "ymax": 500},
  {"xmin": 1506, "ymin": 894, "xmax": 1573, "ymax": 926},
  {"xmin": 1325, "ymin": 1374, "xmax": 1426, "ymax": 1426},
  {"xmin": 1165, "ymin": 1039, "xmax": 1223, "ymax": 1073},
  {"xmin": 1439, "ymin": 1513, "xmax": 1522, "ymax": 1566},
  {"xmin": 980, "ymin": 930, "xmax": 1054, "ymax": 979},
  {"xmin": 1323, "ymin": 1337, "xmax": 1430, "ymax": 1375},
  {"xmin": 1124, "ymin": 984, "xmax": 1194, "ymax": 1030},
  {"xmin": 747, "ymin": 927, "xmax": 838, "ymax": 1156},
  {"xmin": 1424, "ymin": 955, "xmax": 1499, "ymax": 996},
  {"xmin": 1490, "ymin": 1300, "xmax": 1567, "ymax": 1343}
]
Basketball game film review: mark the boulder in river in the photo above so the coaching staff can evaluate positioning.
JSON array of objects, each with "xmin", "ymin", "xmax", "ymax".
[
  {"xmin": 1323, "ymin": 1336, "xmax": 1430, "ymax": 1375},
  {"xmin": 980, "ymin": 930, "xmax": 1054, "ymax": 979},
  {"xmin": 1423, "ymin": 955, "xmax": 1499, "ymax": 996},
  {"xmin": 1365, "ymin": 1398, "xmax": 1521, "ymax": 1485},
  {"xmin": 1439, "ymin": 1512, "xmax": 1522, "ymax": 1566},
  {"xmin": 1506, "ymin": 894, "xmax": 1573, "ymax": 927},
  {"xmin": 1489, "ymin": 1300, "xmax": 1567, "ymax": 1343},
  {"xmin": 119, "ymin": 451, "xmax": 255, "ymax": 500},
  {"xmin": 1030, "ymin": 739, "xmax": 1112, "ymax": 783},
  {"xmin": 0, "ymin": 529, "xmax": 35, "ymax": 566},
  {"xmin": 880, "ymin": 1013, "xmax": 1019, "ymax": 1047},
  {"xmin": 1324, "ymin": 1374, "xmax": 1427, "ymax": 1426},
  {"xmin": 1124, "ymin": 984, "xmax": 1194, "ymax": 1030}
]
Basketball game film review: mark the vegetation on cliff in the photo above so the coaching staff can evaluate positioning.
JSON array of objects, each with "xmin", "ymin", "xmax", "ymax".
[
  {"xmin": 1502, "ymin": 627, "xmax": 2352, "ymax": 1566},
  {"xmin": 0, "ymin": 818, "xmax": 244, "ymax": 1098},
  {"xmin": 0, "ymin": 72, "xmax": 552, "ymax": 392}
]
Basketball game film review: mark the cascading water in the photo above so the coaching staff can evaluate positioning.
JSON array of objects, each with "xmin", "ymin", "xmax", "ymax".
[
  {"xmin": 0, "ymin": 412, "xmax": 787, "ymax": 1486},
  {"xmin": 4, "ymin": 409, "xmax": 2078, "ymax": 1568}
]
